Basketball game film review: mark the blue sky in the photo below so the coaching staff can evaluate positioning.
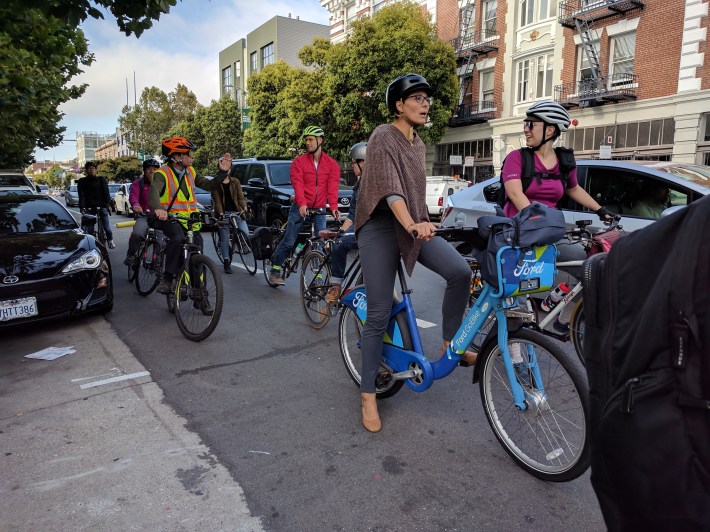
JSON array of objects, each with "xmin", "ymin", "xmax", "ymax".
[{"xmin": 34, "ymin": 0, "xmax": 330, "ymax": 162}]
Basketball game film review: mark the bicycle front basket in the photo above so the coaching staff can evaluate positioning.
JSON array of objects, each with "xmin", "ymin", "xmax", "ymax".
[{"xmin": 494, "ymin": 245, "xmax": 557, "ymax": 298}]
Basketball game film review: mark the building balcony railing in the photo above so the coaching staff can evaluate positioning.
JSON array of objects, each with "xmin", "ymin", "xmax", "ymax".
[
  {"xmin": 450, "ymin": 28, "xmax": 499, "ymax": 57},
  {"xmin": 554, "ymin": 73, "xmax": 639, "ymax": 108},
  {"xmin": 559, "ymin": 0, "xmax": 645, "ymax": 28},
  {"xmin": 449, "ymin": 100, "xmax": 497, "ymax": 127}
]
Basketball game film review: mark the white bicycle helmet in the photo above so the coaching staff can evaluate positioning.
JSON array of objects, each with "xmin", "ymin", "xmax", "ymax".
[{"xmin": 526, "ymin": 100, "xmax": 571, "ymax": 132}]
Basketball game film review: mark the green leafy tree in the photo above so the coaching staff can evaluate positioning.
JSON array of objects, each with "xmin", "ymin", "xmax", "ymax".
[
  {"xmin": 169, "ymin": 96, "xmax": 243, "ymax": 176},
  {"xmin": 96, "ymin": 156, "xmax": 142, "ymax": 183},
  {"xmin": 119, "ymin": 84, "xmax": 202, "ymax": 157},
  {"xmin": 0, "ymin": 0, "xmax": 177, "ymax": 168},
  {"xmin": 245, "ymin": 2, "xmax": 457, "ymax": 161}
]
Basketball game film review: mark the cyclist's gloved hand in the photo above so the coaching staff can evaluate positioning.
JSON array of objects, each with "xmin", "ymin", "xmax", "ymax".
[{"xmin": 595, "ymin": 206, "xmax": 614, "ymax": 221}]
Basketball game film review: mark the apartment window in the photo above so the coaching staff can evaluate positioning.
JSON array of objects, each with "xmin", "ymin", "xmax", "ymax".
[
  {"xmin": 577, "ymin": 42, "xmax": 601, "ymax": 82},
  {"xmin": 480, "ymin": 70, "xmax": 494, "ymax": 102},
  {"xmin": 520, "ymin": 0, "xmax": 555, "ymax": 27},
  {"xmin": 373, "ymin": 1, "xmax": 386, "ymax": 12},
  {"xmin": 261, "ymin": 42, "xmax": 274, "ymax": 68},
  {"xmin": 235, "ymin": 61, "xmax": 241, "ymax": 80},
  {"xmin": 516, "ymin": 60, "xmax": 530, "ymax": 102},
  {"xmin": 346, "ymin": 2, "xmax": 357, "ymax": 23},
  {"xmin": 536, "ymin": 53, "xmax": 554, "ymax": 98},
  {"xmin": 460, "ymin": 4, "xmax": 475, "ymax": 35},
  {"xmin": 250, "ymin": 51, "xmax": 257, "ymax": 73},
  {"xmin": 610, "ymin": 32, "xmax": 636, "ymax": 86},
  {"xmin": 222, "ymin": 66, "xmax": 232, "ymax": 97},
  {"xmin": 483, "ymin": 0, "xmax": 497, "ymax": 35}
]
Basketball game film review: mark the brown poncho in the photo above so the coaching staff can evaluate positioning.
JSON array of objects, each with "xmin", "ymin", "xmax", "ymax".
[{"xmin": 354, "ymin": 123, "xmax": 429, "ymax": 276}]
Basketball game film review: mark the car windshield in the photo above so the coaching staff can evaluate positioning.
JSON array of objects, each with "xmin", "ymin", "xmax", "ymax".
[
  {"xmin": 108, "ymin": 184, "xmax": 121, "ymax": 194},
  {"xmin": 0, "ymin": 197, "xmax": 78, "ymax": 234},
  {"xmin": 69, "ymin": 186, "xmax": 77, "ymax": 192},
  {"xmin": 0, "ymin": 175, "xmax": 31, "ymax": 187},
  {"xmin": 194, "ymin": 187, "xmax": 208, "ymax": 194},
  {"xmin": 655, "ymin": 164, "xmax": 710, "ymax": 187},
  {"xmin": 269, "ymin": 163, "xmax": 292, "ymax": 186}
]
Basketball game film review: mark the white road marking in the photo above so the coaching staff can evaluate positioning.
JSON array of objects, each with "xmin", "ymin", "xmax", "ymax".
[
  {"xmin": 79, "ymin": 371, "xmax": 151, "ymax": 389},
  {"xmin": 416, "ymin": 318, "xmax": 437, "ymax": 329}
]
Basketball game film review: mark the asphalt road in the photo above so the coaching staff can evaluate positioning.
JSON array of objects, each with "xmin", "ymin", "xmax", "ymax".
[
  {"xmin": 34, "ymin": 202, "xmax": 606, "ymax": 530},
  {"xmin": 95, "ymin": 205, "xmax": 603, "ymax": 531}
]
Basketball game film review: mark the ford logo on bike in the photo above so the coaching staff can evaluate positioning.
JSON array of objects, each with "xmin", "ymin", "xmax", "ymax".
[
  {"xmin": 3, "ymin": 275, "xmax": 19, "ymax": 284},
  {"xmin": 340, "ymin": 198, "xmax": 350, "ymax": 206}
]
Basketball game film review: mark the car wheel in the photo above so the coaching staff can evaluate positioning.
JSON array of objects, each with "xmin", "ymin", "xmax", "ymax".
[{"xmin": 269, "ymin": 215, "xmax": 285, "ymax": 230}]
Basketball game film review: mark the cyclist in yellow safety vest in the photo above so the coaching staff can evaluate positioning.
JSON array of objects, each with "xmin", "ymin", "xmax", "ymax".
[{"xmin": 149, "ymin": 136, "xmax": 232, "ymax": 303}]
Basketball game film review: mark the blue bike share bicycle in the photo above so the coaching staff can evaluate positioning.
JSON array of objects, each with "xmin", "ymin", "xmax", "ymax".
[{"xmin": 338, "ymin": 226, "xmax": 590, "ymax": 481}]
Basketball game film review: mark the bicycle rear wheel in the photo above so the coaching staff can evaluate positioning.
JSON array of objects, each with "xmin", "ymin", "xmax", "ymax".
[
  {"xmin": 300, "ymin": 250, "xmax": 332, "ymax": 329},
  {"xmin": 135, "ymin": 240, "xmax": 161, "ymax": 296},
  {"xmin": 235, "ymin": 230, "xmax": 257, "ymax": 275},
  {"xmin": 478, "ymin": 328, "xmax": 589, "ymax": 482},
  {"xmin": 339, "ymin": 305, "xmax": 404, "ymax": 399},
  {"xmin": 569, "ymin": 298, "xmax": 586, "ymax": 366},
  {"xmin": 174, "ymin": 254, "xmax": 224, "ymax": 341}
]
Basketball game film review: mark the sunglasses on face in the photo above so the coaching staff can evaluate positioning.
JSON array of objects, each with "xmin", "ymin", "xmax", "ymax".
[
  {"xmin": 523, "ymin": 119, "xmax": 542, "ymax": 130},
  {"xmin": 406, "ymin": 94, "xmax": 433, "ymax": 105}
]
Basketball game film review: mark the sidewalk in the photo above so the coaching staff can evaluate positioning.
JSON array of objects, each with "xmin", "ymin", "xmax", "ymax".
[{"xmin": 0, "ymin": 316, "xmax": 263, "ymax": 532}]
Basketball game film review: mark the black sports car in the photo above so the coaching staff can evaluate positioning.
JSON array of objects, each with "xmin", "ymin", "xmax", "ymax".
[{"xmin": 0, "ymin": 195, "xmax": 113, "ymax": 328}]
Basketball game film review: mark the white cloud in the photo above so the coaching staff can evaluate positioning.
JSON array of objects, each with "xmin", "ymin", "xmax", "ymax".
[{"xmin": 35, "ymin": 0, "xmax": 329, "ymax": 162}]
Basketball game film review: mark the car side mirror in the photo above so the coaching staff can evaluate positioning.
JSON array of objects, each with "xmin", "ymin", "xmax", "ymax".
[
  {"xmin": 247, "ymin": 178, "xmax": 265, "ymax": 187},
  {"xmin": 660, "ymin": 205, "xmax": 685, "ymax": 218}
]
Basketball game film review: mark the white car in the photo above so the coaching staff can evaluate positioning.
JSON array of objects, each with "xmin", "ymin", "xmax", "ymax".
[
  {"xmin": 113, "ymin": 183, "xmax": 133, "ymax": 215},
  {"xmin": 426, "ymin": 176, "xmax": 469, "ymax": 219},
  {"xmin": 442, "ymin": 160, "xmax": 710, "ymax": 234},
  {"xmin": 0, "ymin": 169, "xmax": 35, "ymax": 196}
]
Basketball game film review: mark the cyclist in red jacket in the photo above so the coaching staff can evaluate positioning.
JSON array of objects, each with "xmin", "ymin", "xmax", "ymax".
[{"xmin": 268, "ymin": 125, "xmax": 341, "ymax": 286}]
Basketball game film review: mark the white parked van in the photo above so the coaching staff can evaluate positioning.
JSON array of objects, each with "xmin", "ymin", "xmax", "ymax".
[{"xmin": 426, "ymin": 176, "xmax": 469, "ymax": 219}]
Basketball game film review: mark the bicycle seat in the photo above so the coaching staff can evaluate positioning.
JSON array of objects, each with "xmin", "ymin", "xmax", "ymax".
[{"xmin": 319, "ymin": 229, "xmax": 339, "ymax": 239}]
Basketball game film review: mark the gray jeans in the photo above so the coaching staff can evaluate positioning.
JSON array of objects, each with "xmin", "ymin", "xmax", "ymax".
[{"xmin": 357, "ymin": 215, "xmax": 471, "ymax": 392}]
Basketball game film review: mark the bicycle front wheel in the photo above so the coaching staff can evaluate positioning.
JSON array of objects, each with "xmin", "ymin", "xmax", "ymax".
[
  {"xmin": 211, "ymin": 229, "xmax": 225, "ymax": 263},
  {"xmin": 478, "ymin": 328, "xmax": 589, "ymax": 482},
  {"xmin": 235, "ymin": 230, "xmax": 257, "ymax": 275},
  {"xmin": 338, "ymin": 306, "xmax": 404, "ymax": 399},
  {"xmin": 135, "ymin": 240, "xmax": 161, "ymax": 296},
  {"xmin": 300, "ymin": 250, "xmax": 332, "ymax": 329},
  {"xmin": 569, "ymin": 298, "xmax": 586, "ymax": 366},
  {"xmin": 127, "ymin": 253, "xmax": 138, "ymax": 283},
  {"xmin": 174, "ymin": 254, "xmax": 224, "ymax": 341}
]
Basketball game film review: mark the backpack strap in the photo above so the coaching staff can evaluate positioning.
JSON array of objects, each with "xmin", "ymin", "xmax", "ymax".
[{"xmin": 669, "ymin": 205, "xmax": 709, "ymax": 410}]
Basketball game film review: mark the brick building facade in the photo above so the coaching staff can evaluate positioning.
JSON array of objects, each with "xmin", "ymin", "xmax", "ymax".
[{"xmin": 319, "ymin": 0, "xmax": 710, "ymax": 177}]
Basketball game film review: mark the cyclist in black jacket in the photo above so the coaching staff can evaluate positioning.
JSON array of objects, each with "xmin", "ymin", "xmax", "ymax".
[{"xmin": 78, "ymin": 161, "xmax": 114, "ymax": 248}]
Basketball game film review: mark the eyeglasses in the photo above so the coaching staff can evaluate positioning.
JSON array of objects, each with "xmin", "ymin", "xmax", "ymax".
[
  {"xmin": 406, "ymin": 94, "xmax": 433, "ymax": 105},
  {"xmin": 523, "ymin": 120, "xmax": 542, "ymax": 130}
]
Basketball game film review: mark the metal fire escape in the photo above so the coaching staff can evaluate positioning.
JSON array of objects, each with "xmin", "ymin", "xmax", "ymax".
[
  {"xmin": 556, "ymin": 0, "xmax": 645, "ymax": 108},
  {"xmin": 449, "ymin": 0, "xmax": 498, "ymax": 127}
]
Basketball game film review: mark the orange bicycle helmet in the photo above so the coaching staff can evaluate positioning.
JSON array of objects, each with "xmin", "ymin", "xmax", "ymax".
[{"xmin": 162, "ymin": 136, "xmax": 197, "ymax": 157}]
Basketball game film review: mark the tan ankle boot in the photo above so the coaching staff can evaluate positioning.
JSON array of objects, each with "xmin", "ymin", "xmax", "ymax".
[{"xmin": 361, "ymin": 392, "xmax": 381, "ymax": 433}]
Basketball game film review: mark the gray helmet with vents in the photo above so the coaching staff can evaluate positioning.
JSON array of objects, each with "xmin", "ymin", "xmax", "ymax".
[
  {"xmin": 349, "ymin": 142, "xmax": 367, "ymax": 162},
  {"xmin": 526, "ymin": 100, "xmax": 571, "ymax": 132}
]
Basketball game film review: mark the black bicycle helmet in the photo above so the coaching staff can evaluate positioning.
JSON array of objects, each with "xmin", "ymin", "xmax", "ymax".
[
  {"xmin": 349, "ymin": 142, "xmax": 367, "ymax": 162},
  {"xmin": 142, "ymin": 158, "xmax": 161, "ymax": 170},
  {"xmin": 386, "ymin": 73, "xmax": 432, "ymax": 114}
]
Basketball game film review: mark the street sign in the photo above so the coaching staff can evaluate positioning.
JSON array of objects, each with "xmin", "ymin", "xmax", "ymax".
[
  {"xmin": 464, "ymin": 156, "xmax": 475, "ymax": 167},
  {"xmin": 449, "ymin": 155, "xmax": 463, "ymax": 165},
  {"xmin": 242, "ymin": 108, "xmax": 251, "ymax": 130},
  {"xmin": 599, "ymin": 145, "xmax": 612, "ymax": 159}
]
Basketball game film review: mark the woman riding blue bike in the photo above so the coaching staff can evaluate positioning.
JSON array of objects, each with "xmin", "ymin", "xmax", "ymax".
[{"xmin": 353, "ymin": 73, "xmax": 476, "ymax": 433}]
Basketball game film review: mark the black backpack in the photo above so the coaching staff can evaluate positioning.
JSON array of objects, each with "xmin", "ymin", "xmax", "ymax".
[
  {"xmin": 498, "ymin": 147, "xmax": 576, "ymax": 208},
  {"xmin": 582, "ymin": 195, "xmax": 710, "ymax": 531},
  {"xmin": 250, "ymin": 226, "xmax": 275, "ymax": 261}
]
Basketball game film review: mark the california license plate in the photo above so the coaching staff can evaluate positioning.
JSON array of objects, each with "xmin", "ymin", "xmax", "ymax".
[{"xmin": 0, "ymin": 297, "xmax": 38, "ymax": 321}]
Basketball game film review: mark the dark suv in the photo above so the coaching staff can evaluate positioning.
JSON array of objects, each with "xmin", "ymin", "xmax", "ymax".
[{"xmin": 230, "ymin": 157, "xmax": 353, "ymax": 228}]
